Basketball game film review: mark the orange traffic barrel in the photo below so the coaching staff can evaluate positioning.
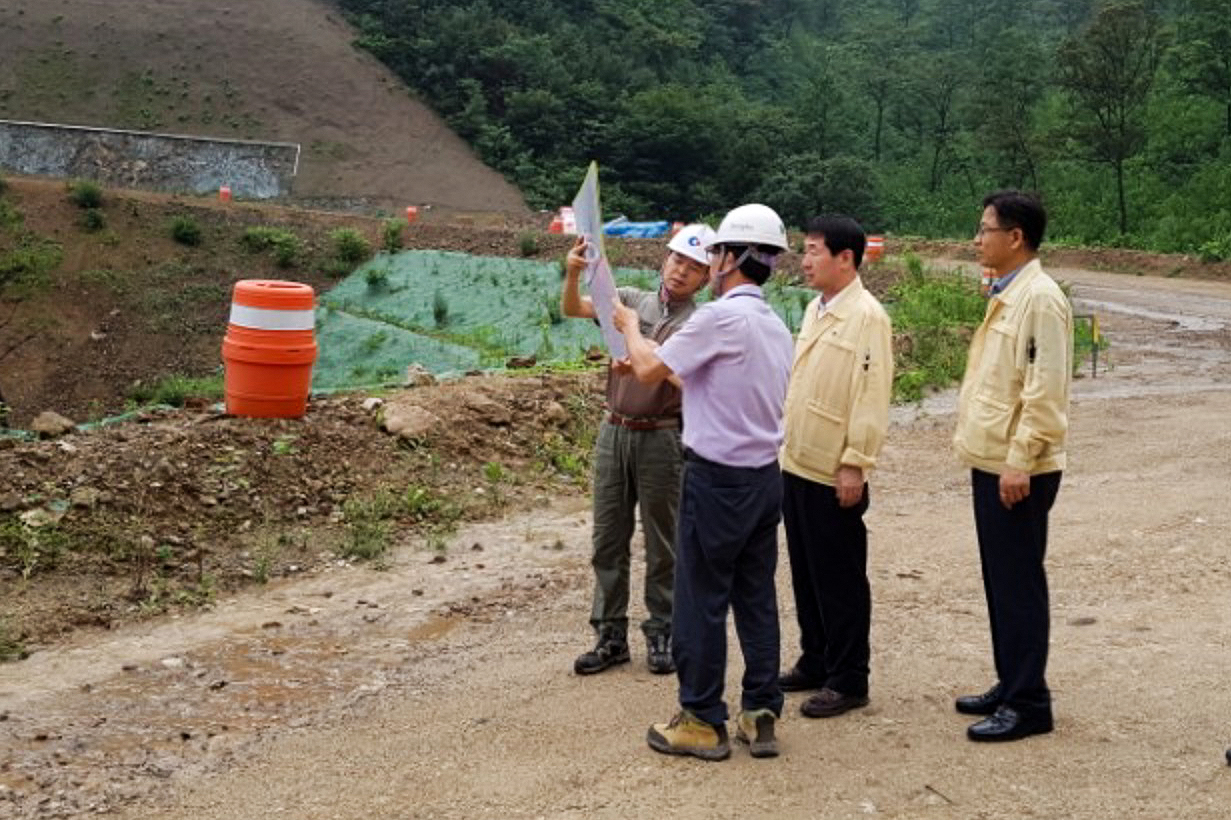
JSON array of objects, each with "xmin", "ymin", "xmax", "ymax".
[
  {"xmin": 219, "ymin": 185, "xmax": 232, "ymax": 203},
  {"xmin": 406, "ymin": 205, "xmax": 419, "ymax": 224},
  {"xmin": 221, "ymin": 280, "xmax": 317, "ymax": 418},
  {"xmin": 866, "ymin": 235, "xmax": 885, "ymax": 264}
]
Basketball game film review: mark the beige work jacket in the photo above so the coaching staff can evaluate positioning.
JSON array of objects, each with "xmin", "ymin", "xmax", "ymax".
[
  {"xmin": 781, "ymin": 278, "xmax": 894, "ymax": 486},
  {"xmin": 953, "ymin": 258, "xmax": 1072, "ymax": 475}
]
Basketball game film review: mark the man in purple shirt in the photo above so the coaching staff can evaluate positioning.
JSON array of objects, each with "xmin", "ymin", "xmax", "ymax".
[{"xmin": 612, "ymin": 203, "xmax": 795, "ymax": 761}]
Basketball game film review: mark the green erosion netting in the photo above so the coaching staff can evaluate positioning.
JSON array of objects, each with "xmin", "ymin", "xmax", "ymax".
[{"xmin": 312, "ymin": 250, "xmax": 816, "ymax": 391}]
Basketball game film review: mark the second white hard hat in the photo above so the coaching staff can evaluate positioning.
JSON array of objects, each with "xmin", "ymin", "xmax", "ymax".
[
  {"xmin": 666, "ymin": 223, "xmax": 716, "ymax": 266},
  {"xmin": 705, "ymin": 203, "xmax": 789, "ymax": 251}
]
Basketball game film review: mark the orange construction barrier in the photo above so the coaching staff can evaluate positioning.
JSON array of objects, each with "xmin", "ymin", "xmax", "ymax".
[
  {"xmin": 221, "ymin": 280, "xmax": 318, "ymax": 418},
  {"xmin": 980, "ymin": 266, "xmax": 995, "ymax": 297},
  {"xmin": 548, "ymin": 214, "xmax": 564, "ymax": 234},
  {"xmin": 865, "ymin": 235, "xmax": 885, "ymax": 264}
]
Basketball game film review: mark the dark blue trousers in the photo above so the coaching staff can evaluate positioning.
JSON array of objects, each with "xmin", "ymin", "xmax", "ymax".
[
  {"xmin": 673, "ymin": 451, "xmax": 784, "ymax": 727},
  {"xmin": 971, "ymin": 468, "xmax": 1062, "ymax": 716},
  {"xmin": 782, "ymin": 471, "xmax": 871, "ymax": 697}
]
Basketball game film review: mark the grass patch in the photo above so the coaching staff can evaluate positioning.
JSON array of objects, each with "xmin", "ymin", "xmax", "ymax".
[
  {"xmin": 0, "ymin": 617, "xmax": 27, "ymax": 663},
  {"xmin": 170, "ymin": 215, "xmax": 202, "ymax": 246},
  {"xmin": 241, "ymin": 226, "xmax": 302, "ymax": 268},
  {"xmin": 80, "ymin": 207, "xmax": 106, "ymax": 232},
  {"xmin": 0, "ymin": 233, "xmax": 64, "ymax": 296},
  {"xmin": 518, "ymin": 232, "xmax": 540, "ymax": 257},
  {"xmin": 365, "ymin": 265, "xmax": 390, "ymax": 290},
  {"xmin": 127, "ymin": 372, "xmax": 224, "ymax": 406},
  {"xmin": 883, "ymin": 255, "xmax": 987, "ymax": 402},
  {"xmin": 382, "ymin": 219, "xmax": 403, "ymax": 253},
  {"xmin": 68, "ymin": 178, "xmax": 103, "ymax": 209},
  {"xmin": 331, "ymin": 228, "xmax": 371, "ymax": 264},
  {"xmin": 0, "ymin": 515, "xmax": 71, "ymax": 579},
  {"xmin": 0, "ymin": 197, "xmax": 22, "ymax": 230}
]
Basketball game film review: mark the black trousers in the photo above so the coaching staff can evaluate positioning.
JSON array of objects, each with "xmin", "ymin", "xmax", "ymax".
[
  {"xmin": 782, "ymin": 471, "xmax": 871, "ymax": 697},
  {"xmin": 971, "ymin": 468, "xmax": 1062, "ymax": 715},
  {"xmin": 673, "ymin": 450, "xmax": 784, "ymax": 726}
]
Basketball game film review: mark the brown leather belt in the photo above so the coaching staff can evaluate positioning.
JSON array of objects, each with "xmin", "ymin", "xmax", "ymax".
[{"xmin": 606, "ymin": 411, "xmax": 681, "ymax": 431}]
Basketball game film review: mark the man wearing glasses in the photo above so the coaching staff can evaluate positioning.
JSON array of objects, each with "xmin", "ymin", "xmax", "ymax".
[{"xmin": 953, "ymin": 190, "xmax": 1072, "ymax": 742}]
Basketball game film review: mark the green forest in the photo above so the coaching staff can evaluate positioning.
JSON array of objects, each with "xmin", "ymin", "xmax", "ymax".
[{"xmin": 333, "ymin": 0, "xmax": 1231, "ymax": 256}]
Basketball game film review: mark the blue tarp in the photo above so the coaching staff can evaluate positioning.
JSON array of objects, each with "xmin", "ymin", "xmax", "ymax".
[{"xmin": 602, "ymin": 216, "xmax": 670, "ymax": 238}]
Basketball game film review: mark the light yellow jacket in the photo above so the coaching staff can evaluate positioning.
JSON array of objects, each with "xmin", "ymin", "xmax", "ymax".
[
  {"xmin": 781, "ymin": 278, "xmax": 894, "ymax": 486},
  {"xmin": 953, "ymin": 258, "xmax": 1072, "ymax": 475}
]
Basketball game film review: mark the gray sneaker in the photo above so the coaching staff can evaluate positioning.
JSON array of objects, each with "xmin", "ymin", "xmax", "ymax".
[
  {"xmin": 646, "ymin": 633, "xmax": 675, "ymax": 675},
  {"xmin": 735, "ymin": 709, "xmax": 779, "ymax": 758}
]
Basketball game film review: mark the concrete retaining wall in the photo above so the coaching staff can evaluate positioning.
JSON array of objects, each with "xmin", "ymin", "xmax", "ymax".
[{"xmin": 0, "ymin": 120, "xmax": 299, "ymax": 199}]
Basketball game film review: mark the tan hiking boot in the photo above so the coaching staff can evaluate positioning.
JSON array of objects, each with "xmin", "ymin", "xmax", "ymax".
[
  {"xmin": 646, "ymin": 709, "xmax": 730, "ymax": 761},
  {"xmin": 735, "ymin": 709, "xmax": 779, "ymax": 758}
]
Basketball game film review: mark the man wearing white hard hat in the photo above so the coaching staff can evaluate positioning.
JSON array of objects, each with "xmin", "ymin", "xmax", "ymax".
[
  {"xmin": 613, "ymin": 204, "xmax": 795, "ymax": 761},
  {"xmin": 561, "ymin": 223, "xmax": 713, "ymax": 678}
]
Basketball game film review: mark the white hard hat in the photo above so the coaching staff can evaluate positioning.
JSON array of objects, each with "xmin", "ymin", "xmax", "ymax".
[
  {"xmin": 705, "ymin": 203, "xmax": 788, "ymax": 251},
  {"xmin": 666, "ymin": 223, "xmax": 716, "ymax": 265}
]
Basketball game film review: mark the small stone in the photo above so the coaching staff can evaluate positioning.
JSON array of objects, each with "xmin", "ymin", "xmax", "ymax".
[
  {"xmin": 69, "ymin": 487, "xmax": 101, "ymax": 509},
  {"xmin": 31, "ymin": 411, "xmax": 76, "ymax": 438},
  {"xmin": 403, "ymin": 363, "xmax": 437, "ymax": 387},
  {"xmin": 361, "ymin": 397, "xmax": 385, "ymax": 413}
]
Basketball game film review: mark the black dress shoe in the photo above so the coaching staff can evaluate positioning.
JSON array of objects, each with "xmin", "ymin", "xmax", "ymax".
[
  {"xmin": 955, "ymin": 683, "xmax": 1003, "ymax": 715},
  {"xmin": 778, "ymin": 666, "xmax": 825, "ymax": 692},
  {"xmin": 966, "ymin": 705, "xmax": 1053, "ymax": 742}
]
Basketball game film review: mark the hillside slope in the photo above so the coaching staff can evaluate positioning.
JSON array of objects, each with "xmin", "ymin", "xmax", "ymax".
[{"xmin": 0, "ymin": 0, "xmax": 527, "ymax": 214}]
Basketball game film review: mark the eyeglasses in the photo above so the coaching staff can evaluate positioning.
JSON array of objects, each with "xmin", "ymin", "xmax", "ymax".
[{"xmin": 975, "ymin": 224, "xmax": 1012, "ymax": 238}]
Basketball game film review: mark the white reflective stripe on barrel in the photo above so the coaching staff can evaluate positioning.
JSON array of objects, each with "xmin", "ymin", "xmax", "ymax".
[{"xmin": 228, "ymin": 304, "xmax": 315, "ymax": 331}]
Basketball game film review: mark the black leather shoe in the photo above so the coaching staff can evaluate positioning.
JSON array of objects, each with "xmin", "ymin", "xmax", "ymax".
[
  {"xmin": 955, "ymin": 683, "xmax": 1003, "ymax": 715},
  {"xmin": 966, "ymin": 705, "xmax": 1053, "ymax": 742},
  {"xmin": 778, "ymin": 666, "xmax": 825, "ymax": 692},
  {"xmin": 800, "ymin": 687, "xmax": 869, "ymax": 718}
]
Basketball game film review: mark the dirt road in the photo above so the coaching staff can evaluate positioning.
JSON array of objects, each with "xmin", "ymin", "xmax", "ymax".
[{"xmin": 2, "ymin": 265, "xmax": 1230, "ymax": 819}]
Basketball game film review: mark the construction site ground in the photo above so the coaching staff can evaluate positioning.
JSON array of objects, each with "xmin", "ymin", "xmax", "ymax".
[{"xmin": 2, "ymin": 190, "xmax": 1230, "ymax": 816}]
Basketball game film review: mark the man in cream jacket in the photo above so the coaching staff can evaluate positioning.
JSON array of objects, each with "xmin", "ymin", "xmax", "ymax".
[
  {"xmin": 779, "ymin": 215, "xmax": 893, "ymax": 720},
  {"xmin": 953, "ymin": 190, "xmax": 1072, "ymax": 743}
]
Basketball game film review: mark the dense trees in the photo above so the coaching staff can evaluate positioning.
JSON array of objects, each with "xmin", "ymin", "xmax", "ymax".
[{"xmin": 333, "ymin": 0, "xmax": 1231, "ymax": 255}]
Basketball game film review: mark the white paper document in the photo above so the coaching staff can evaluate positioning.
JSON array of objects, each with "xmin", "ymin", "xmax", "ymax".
[
  {"xmin": 570, "ymin": 161, "xmax": 605, "ymax": 262},
  {"xmin": 587, "ymin": 256, "xmax": 627, "ymax": 360},
  {"xmin": 569, "ymin": 162, "xmax": 626, "ymax": 359}
]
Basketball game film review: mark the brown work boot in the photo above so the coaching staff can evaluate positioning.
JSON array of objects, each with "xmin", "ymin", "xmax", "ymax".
[
  {"xmin": 735, "ymin": 709, "xmax": 779, "ymax": 758},
  {"xmin": 800, "ymin": 687, "xmax": 869, "ymax": 718},
  {"xmin": 647, "ymin": 710, "xmax": 730, "ymax": 761}
]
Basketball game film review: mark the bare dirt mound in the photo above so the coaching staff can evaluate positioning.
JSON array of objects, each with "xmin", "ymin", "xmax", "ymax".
[
  {"xmin": 0, "ymin": 369, "xmax": 606, "ymax": 651},
  {"xmin": 0, "ymin": 0, "xmax": 526, "ymax": 214}
]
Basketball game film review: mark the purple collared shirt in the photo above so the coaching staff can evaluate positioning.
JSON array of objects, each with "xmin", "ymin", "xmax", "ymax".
[{"xmin": 657, "ymin": 284, "xmax": 794, "ymax": 467}]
